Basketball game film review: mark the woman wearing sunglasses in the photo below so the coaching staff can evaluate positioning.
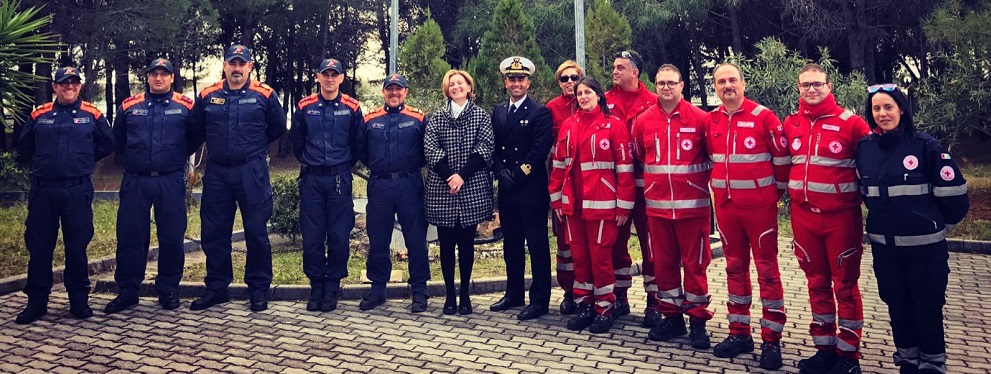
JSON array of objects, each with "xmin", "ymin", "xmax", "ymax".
[
  {"xmin": 548, "ymin": 77, "xmax": 635, "ymax": 334},
  {"xmin": 854, "ymin": 84, "xmax": 969, "ymax": 374},
  {"xmin": 544, "ymin": 60, "xmax": 584, "ymax": 315}
]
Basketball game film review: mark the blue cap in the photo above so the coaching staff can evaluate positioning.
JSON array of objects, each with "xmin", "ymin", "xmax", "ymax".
[
  {"xmin": 383, "ymin": 73, "xmax": 408, "ymax": 89},
  {"xmin": 225, "ymin": 45, "xmax": 252, "ymax": 62},
  {"xmin": 146, "ymin": 58, "xmax": 174, "ymax": 74},
  {"xmin": 53, "ymin": 67, "xmax": 81, "ymax": 83},
  {"xmin": 319, "ymin": 58, "xmax": 344, "ymax": 74}
]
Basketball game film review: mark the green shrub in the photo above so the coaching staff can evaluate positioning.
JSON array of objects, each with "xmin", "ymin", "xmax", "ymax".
[
  {"xmin": 0, "ymin": 152, "xmax": 29, "ymax": 192},
  {"xmin": 271, "ymin": 175, "xmax": 300, "ymax": 243}
]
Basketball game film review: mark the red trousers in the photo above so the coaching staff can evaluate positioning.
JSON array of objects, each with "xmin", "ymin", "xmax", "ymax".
[
  {"xmin": 648, "ymin": 216, "xmax": 713, "ymax": 321},
  {"xmin": 552, "ymin": 217, "xmax": 574, "ymax": 293},
  {"xmin": 565, "ymin": 209, "xmax": 618, "ymax": 316},
  {"xmin": 792, "ymin": 205, "xmax": 864, "ymax": 359},
  {"xmin": 716, "ymin": 202, "xmax": 786, "ymax": 343},
  {"xmin": 612, "ymin": 191, "xmax": 652, "ymax": 299}
]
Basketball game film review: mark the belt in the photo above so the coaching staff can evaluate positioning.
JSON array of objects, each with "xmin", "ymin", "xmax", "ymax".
[
  {"xmin": 33, "ymin": 176, "xmax": 90, "ymax": 187},
  {"xmin": 303, "ymin": 163, "xmax": 350, "ymax": 176},
  {"xmin": 126, "ymin": 169, "xmax": 182, "ymax": 177},
  {"xmin": 211, "ymin": 154, "xmax": 265, "ymax": 167},
  {"xmin": 370, "ymin": 170, "xmax": 418, "ymax": 180}
]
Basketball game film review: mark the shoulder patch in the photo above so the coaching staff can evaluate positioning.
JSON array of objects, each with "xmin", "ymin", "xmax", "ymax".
[
  {"xmin": 31, "ymin": 102, "xmax": 54, "ymax": 120},
  {"xmin": 839, "ymin": 110, "xmax": 854, "ymax": 121},
  {"xmin": 80, "ymin": 101, "xmax": 104, "ymax": 118},
  {"xmin": 172, "ymin": 92, "xmax": 194, "ymax": 110},
  {"xmin": 751, "ymin": 105, "xmax": 767, "ymax": 116},
  {"xmin": 296, "ymin": 94, "xmax": 318, "ymax": 110},
  {"xmin": 340, "ymin": 94, "xmax": 361, "ymax": 112},
  {"xmin": 401, "ymin": 106, "xmax": 425, "ymax": 122},
  {"xmin": 248, "ymin": 81, "xmax": 274, "ymax": 98},
  {"xmin": 364, "ymin": 108, "xmax": 387, "ymax": 123},
  {"xmin": 199, "ymin": 80, "xmax": 225, "ymax": 98},
  {"xmin": 121, "ymin": 93, "xmax": 146, "ymax": 111}
]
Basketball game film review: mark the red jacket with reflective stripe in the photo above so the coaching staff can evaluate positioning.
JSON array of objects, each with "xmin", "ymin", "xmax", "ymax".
[
  {"xmin": 632, "ymin": 99, "xmax": 712, "ymax": 219},
  {"xmin": 549, "ymin": 107, "xmax": 636, "ymax": 220},
  {"xmin": 706, "ymin": 98, "xmax": 789, "ymax": 208},
  {"xmin": 606, "ymin": 82, "xmax": 657, "ymax": 188},
  {"xmin": 783, "ymin": 98, "xmax": 870, "ymax": 212}
]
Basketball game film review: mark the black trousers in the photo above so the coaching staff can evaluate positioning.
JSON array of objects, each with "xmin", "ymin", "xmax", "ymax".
[
  {"xmin": 438, "ymin": 225, "xmax": 477, "ymax": 299},
  {"xmin": 872, "ymin": 242, "xmax": 949, "ymax": 369},
  {"xmin": 499, "ymin": 202, "xmax": 551, "ymax": 307}
]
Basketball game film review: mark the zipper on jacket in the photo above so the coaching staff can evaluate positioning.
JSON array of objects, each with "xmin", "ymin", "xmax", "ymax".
[
  {"xmin": 601, "ymin": 177, "xmax": 616, "ymax": 193},
  {"xmin": 687, "ymin": 180, "xmax": 708, "ymax": 194},
  {"xmin": 912, "ymin": 210, "xmax": 938, "ymax": 230}
]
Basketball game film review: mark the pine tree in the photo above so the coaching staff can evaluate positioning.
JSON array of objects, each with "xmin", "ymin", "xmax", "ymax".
[
  {"xmin": 399, "ymin": 14, "xmax": 453, "ymax": 113},
  {"xmin": 584, "ymin": 0, "xmax": 632, "ymax": 85}
]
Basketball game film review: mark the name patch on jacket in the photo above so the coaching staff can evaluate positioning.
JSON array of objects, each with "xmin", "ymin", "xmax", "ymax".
[
  {"xmin": 737, "ymin": 121, "xmax": 754, "ymax": 128},
  {"xmin": 398, "ymin": 121, "xmax": 415, "ymax": 128},
  {"xmin": 164, "ymin": 109, "xmax": 183, "ymax": 115},
  {"xmin": 680, "ymin": 127, "xmax": 696, "ymax": 133},
  {"xmin": 822, "ymin": 124, "xmax": 840, "ymax": 131},
  {"xmin": 371, "ymin": 123, "xmax": 385, "ymax": 129},
  {"xmin": 333, "ymin": 110, "xmax": 350, "ymax": 116},
  {"xmin": 238, "ymin": 98, "xmax": 257, "ymax": 104},
  {"xmin": 38, "ymin": 118, "xmax": 55, "ymax": 125},
  {"xmin": 306, "ymin": 109, "xmax": 320, "ymax": 115},
  {"xmin": 73, "ymin": 117, "xmax": 91, "ymax": 124},
  {"xmin": 131, "ymin": 109, "xmax": 149, "ymax": 116},
  {"xmin": 210, "ymin": 98, "xmax": 225, "ymax": 105}
]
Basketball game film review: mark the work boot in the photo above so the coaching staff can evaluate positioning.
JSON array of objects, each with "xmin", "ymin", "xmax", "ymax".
[
  {"xmin": 190, "ymin": 290, "xmax": 229, "ymax": 311},
  {"xmin": 410, "ymin": 293, "xmax": 428, "ymax": 313},
  {"xmin": 104, "ymin": 294, "xmax": 139, "ymax": 314},
  {"xmin": 69, "ymin": 300, "xmax": 93, "ymax": 320},
  {"xmin": 613, "ymin": 294, "xmax": 630, "ymax": 317},
  {"xmin": 826, "ymin": 357, "xmax": 861, "ymax": 374},
  {"xmin": 689, "ymin": 320, "xmax": 711, "ymax": 349},
  {"xmin": 566, "ymin": 303, "xmax": 596, "ymax": 331},
  {"xmin": 306, "ymin": 283, "xmax": 324, "ymax": 311},
  {"xmin": 647, "ymin": 313, "xmax": 687, "ymax": 341},
  {"xmin": 359, "ymin": 294, "xmax": 386, "ymax": 311},
  {"xmin": 321, "ymin": 287, "xmax": 340, "ymax": 312},
  {"xmin": 799, "ymin": 350, "xmax": 838, "ymax": 374},
  {"xmin": 760, "ymin": 341, "xmax": 783, "ymax": 370},
  {"xmin": 15, "ymin": 298, "xmax": 48, "ymax": 324},
  {"xmin": 588, "ymin": 314, "xmax": 615, "ymax": 334},
  {"xmin": 643, "ymin": 297, "xmax": 662, "ymax": 327},
  {"xmin": 560, "ymin": 292, "xmax": 577, "ymax": 315},
  {"xmin": 712, "ymin": 334, "xmax": 755, "ymax": 358}
]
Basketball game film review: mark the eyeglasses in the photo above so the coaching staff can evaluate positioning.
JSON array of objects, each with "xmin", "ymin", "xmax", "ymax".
[
  {"xmin": 868, "ymin": 83, "xmax": 898, "ymax": 93},
  {"xmin": 656, "ymin": 80, "xmax": 680, "ymax": 88},
  {"xmin": 56, "ymin": 80, "xmax": 81, "ymax": 87},
  {"xmin": 559, "ymin": 75, "xmax": 580, "ymax": 83},
  {"xmin": 799, "ymin": 82, "xmax": 827, "ymax": 90}
]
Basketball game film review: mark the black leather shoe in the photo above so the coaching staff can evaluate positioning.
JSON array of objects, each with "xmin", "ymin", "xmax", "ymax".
[
  {"xmin": 443, "ymin": 297, "xmax": 457, "ymax": 315},
  {"xmin": 713, "ymin": 334, "xmax": 755, "ymax": 358},
  {"xmin": 647, "ymin": 314, "xmax": 688, "ymax": 341},
  {"xmin": 359, "ymin": 294, "xmax": 386, "ymax": 311},
  {"xmin": 759, "ymin": 341, "xmax": 783, "ymax": 370},
  {"xmin": 104, "ymin": 295, "xmax": 139, "ymax": 314},
  {"xmin": 560, "ymin": 292, "xmax": 577, "ymax": 315},
  {"xmin": 518, "ymin": 304, "xmax": 549, "ymax": 321},
  {"xmin": 411, "ymin": 294, "xmax": 428, "ymax": 313},
  {"xmin": 643, "ymin": 308, "xmax": 663, "ymax": 327},
  {"xmin": 689, "ymin": 320, "xmax": 711, "ymax": 349},
  {"xmin": 190, "ymin": 291, "xmax": 229, "ymax": 311},
  {"xmin": 249, "ymin": 293, "xmax": 269, "ymax": 312},
  {"xmin": 458, "ymin": 298, "xmax": 473, "ymax": 315},
  {"xmin": 613, "ymin": 295, "xmax": 630, "ymax": 317},
  {"xmin": 321, "ymin": 290, "xmax": 340, "ymax": 312},
  {"xmin": 799, "ymin": 349, "xmax": 837, "ymax": 374},
  {"xmin": 588, "ymin": 314, "xmax": 615, "ymax": 334},
  {"xmin": 159, "ymin": 290, "xmax": 180, "ymax": 310},
  {"xmin": 489, "ymin": 296, "xmax": 524, "ymax": 311},
  {"xmin": 567, "ymin": 304, "xmax": 596, "ymax": 331},
  {"xmin": 69, "ymin": 303, "xmax": 93, "ymax": 319},
  {"xmin": 15, "ymin": 299, "xmax": 47, "ymax": 325},
  {"xmin": 306, "ymin": 283, "xmax": 324, "ymax": 311}
]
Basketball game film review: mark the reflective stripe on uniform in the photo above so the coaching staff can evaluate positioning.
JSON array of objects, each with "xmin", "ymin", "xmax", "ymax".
[
  {"xmin": 728, "ymin": 294, "xmax": 752, "ymax": 305},
  {"xmin": 643, "ymin": 162, "xmax": 713, "ymax": 174},
  {"xmin": 616, "ymin": 164, "xmax": 634, "ymax": 173},
  {"xmin": 557, "ymin": 263, "xmax": 574, "ymax": 271},
  {"xmin": 617, "ymin": 199, "xmax": 635, "ymax": 209},
  {"xmin": 645, "ymin": 198, "xmax": 710, "ymax": 210},
  {"xmin": 558, "ymin": 250, "xmax": 572, "ymax": 259},
  {"xmin": 574, "ymin": 282, "xmax": 594, "ymax": 291},
  {"xmin": 868, "ymin": 230, "xmax": 946, "ymax": 246},
  {"xmin": 812, "ymin": 313, "xmax": 837, "ymax": 324},
  {"xmin": 550, "ymin": 191, "xmax": 562, "ymax": 202},
  {"xmin": 837, "ymin": 339, "xmax": 858, "ymax": 352},
  {"xmin": 615, "ymin": 279, "xmax": 633, "ymax": 288},
  {"xmin": 581, "ymin": 161, "xmax": 614, "ymax": 171},
  {"xmin": 812, "ymin": 336, "xmax": 838, "ymax": 346},
  {"xmin": 773, "ymin": 156, "xmax": 791, "ymax": 166},
  {"xmin": 728, "ymin": 314, "xmax": 751, "ymax": 325},
  {"xmin": 685, "ymin": 292, "xmax": 710, "ymax": 304},
  {"xmin": 714, "ymin": 176, "xmax": 775, "ymax": 189},
  {"xmin": 583, "ymin": 200, "xmax": 616, "ymax": 209},
  {"xmin": 761, "ymin": 298, "xmax": 785, "ymax": 309},
  {"xmin": 552, "ymin": 159, "xmax": 567, "ymax": 169},
  {"xmin": 865, "ymin": 184, "xmax": 930, "ymax": 197},
  {"xmin": 760, "ymin": 318, "xmax": 785, "ymax": 332},
  {"xmin": 594, "ymin": 284, "xmax": 615, "ymax": 295},
  {"xmin": 789, "ymin": 180, "xmax": 859, "ymax": 194},
  {"xmin": 933, "ymin": 183, "xmax": 968, "ymax": 197},
  {"xmin": 838, "ymin": 318, "xmax": 864, "ymax": 330},
  {"xmin": 614, "ymin": 267, "xmax": 632, "ymax": 276},
  {"xmin": 711, "ymin": 153, "xmax": 773, "ymax": 163},
  {"xmin": 658, "ymin": 288, "xmax": 683, "ymax": 298}
]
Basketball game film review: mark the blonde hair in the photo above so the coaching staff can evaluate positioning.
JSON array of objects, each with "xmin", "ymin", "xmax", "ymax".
[
  {"xmin": 555, "ymin": 60, "xmax": 584, "ymax": 80},
  {"xmin": 441, "ymin": 70, "xmax": 475, "ymax": 99}
]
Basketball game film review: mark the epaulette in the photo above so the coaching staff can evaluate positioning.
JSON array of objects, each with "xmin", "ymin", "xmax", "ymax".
[
  {"xmin": 199, "ymin": 80, "xmax": 225, "ymax": 98},
  {"xmin": 401, "ymin": 106, "xmax": 425, "ymax": 122},
  {"xmin": 297, "ymin": 94, "xmax": 319, "ymax": 110},
  {"xmin": 80, "ymin": 101, "xmax": 103, "ymax": 118},
  {"xmin": 363, "ymin": 106, "xmax": 387, "ymax": 122},
  {"xmin": 31, "ymin": 102, "xmax": 54, "ymax": 120},
  {"xmin": 248, "ymin": 80, "xmax": 274, "ymax": 98},
  {"xmin": 121, "ymin": 93, "xmax": 146, "ymax": 111},
  {"xmin": 340, "ymin": 94, "xmax": 361, "ymax": 112},
  {"xmin": 839, "ymin": 110, "xmax": 854, "ymax": 121},
  {"xmin": 172, "ymin": 92, "xmax": 194, "ymax": 110}
]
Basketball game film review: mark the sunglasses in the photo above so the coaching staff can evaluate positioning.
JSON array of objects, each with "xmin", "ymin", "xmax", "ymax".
[
  {"xmin": 559, "ymin": 74, "xmax": 581, "ymax": 83},
  {"xmin": 868, "ymin": 83, "xmax": 898, "ymax": 93},
  {"xmin": 620, "ymin": 51, "xmax": 640, "ymax": 71},
  {"xmin": 56, "ymin": 80, "xmax": 81, "ymax": 87}
]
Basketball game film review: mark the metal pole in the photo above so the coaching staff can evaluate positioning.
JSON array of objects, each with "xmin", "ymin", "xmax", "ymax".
[
  {"xmin": 574, "ymin": 0, "xmax": 585, "ymax": 70},
  {"xmin": 390, "ymin": 0, "xmax": 398, "ymax": 74}
]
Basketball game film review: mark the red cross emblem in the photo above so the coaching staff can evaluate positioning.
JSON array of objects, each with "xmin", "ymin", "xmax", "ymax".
[
  {"xmin": 903, "ymin": 155, "xmax": 918, "ymax": 170},
  {"xmin": 940, "ymin": 166, "xmax": 955, "ymax": 181},
  {"xmin": 681, "ymin": 139, "xmax": 693, "ymax": 151},
  {"xmin": 744, "ymin": 136, "xmax": 756, "ymax": 149},
  {"xmin": 792, "ymin": 138, "xmax": 801, "ymax": 151},
  {"xmin": 599, "ymin": 138, "xmax": 611, "ymax": 150},
  {"xmin": 829, "ymin": 141, "xmax": 843, "ymax": 154}
]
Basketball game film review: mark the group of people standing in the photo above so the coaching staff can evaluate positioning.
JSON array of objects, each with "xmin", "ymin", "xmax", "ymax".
[{"xmin": 14, "ymin": 43, "xmax": 968, "ymax": 374}]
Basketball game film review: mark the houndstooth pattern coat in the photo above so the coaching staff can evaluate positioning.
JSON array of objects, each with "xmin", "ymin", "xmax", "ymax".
[{"xmin": 423, "ymin": 100, "xmax": 494, "ymax": 228}]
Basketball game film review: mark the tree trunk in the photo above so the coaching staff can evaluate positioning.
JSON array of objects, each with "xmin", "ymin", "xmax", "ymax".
[
  {"xmin": 728, "ymin": 5, "xmax": 742, "ymax": 54},
  {"xmin": 105, "ymin": 64, "xmax": 114, "ymax": 124},
  {"xmin": 845, "ymin": 0, "xmax": 868, "ymax": 76}
]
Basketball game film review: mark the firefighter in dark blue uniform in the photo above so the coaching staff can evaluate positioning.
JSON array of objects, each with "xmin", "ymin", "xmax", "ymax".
[
  {"xmin": 104, "ymin": 58, "xmax": 199, "ymax": 314},
  {"xmin": 188, "ymin": 45, "xmax": 287, "ymax": 312},
  {"xmin": 356, "ymin": 73, "xmax": 430, "ymax": 313},
  {"xmin": 290, "ymin": 58, "xmax": 362, "ymax": 312},
  {"xmin": 15, "ymin": 67, "xmax": 115, "ymax": 324},
  {"xmin": 489, "ymin": 56, "xmax": 554, "ymax": 320},
  {"xmin": 855, "ymin": 84, "xmax": 969, "ymax": 374}
]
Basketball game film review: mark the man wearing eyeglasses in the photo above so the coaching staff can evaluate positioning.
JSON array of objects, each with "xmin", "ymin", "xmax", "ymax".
[
  {"xmin": 489, "ymin": 56, "xmax": 553, "ymax": 321},
  {"xmin": 105, "ymin": 58, "xmax": 200, "ymax": 314},
  {"xmin": 290, "ymin": 58, "xmax": 362, "ymax": 313},
  {"xmin": 15, "ymin": 66, "xmax": 115, "ymax": 324},
  {"xmin": 783, "ymin": 63, "xmax": 870, "ymax": 374},
  {"xmin": 604, "ymin": 50, "xmax": 657, "ymax": 323},
  {"xmin": 632, "ymin": 64, "xmax": 714, "ymax": 350},
  {"xmin": 188, "ymin": 45, "xmax": 287, "ymax": 313},
  {"xmin": 706, "ymin": 63, "xmax": 789, "ymax": 369}
]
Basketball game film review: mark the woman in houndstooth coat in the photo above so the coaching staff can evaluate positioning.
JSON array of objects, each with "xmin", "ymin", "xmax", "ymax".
[{"xmin": 424, "ymin": 70, "xmax": 494, "ymax": 316}]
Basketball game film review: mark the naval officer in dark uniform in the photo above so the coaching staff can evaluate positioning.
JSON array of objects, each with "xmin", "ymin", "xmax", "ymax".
[{"xmin": 489, "ymin": 56, "xmax": 554, "ymax": 320}]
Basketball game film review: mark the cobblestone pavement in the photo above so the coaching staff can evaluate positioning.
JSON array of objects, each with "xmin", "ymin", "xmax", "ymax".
[{"xmin": 1, "ymin": 241, "xmax": 989, "ymax": 373}]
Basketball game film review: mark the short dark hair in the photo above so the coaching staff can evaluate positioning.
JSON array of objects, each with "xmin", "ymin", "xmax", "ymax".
[
  {"xmin": 574, "ymin": 77, "xmax": 611, "ymax": 116},
  {"xmin": 614, "ymin": 50, "xmax": 644, "ymax": 74},
  {"xmin": 655, "ymin": 64, "xmax": 682, "ymax": 82},
  {"xmin": 799, "ymin": 63, "xmax": 828, "ymax": 81},
  {"xmin": 713, "ymin": 63, "xmax": 744, "ymax": 82}
]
